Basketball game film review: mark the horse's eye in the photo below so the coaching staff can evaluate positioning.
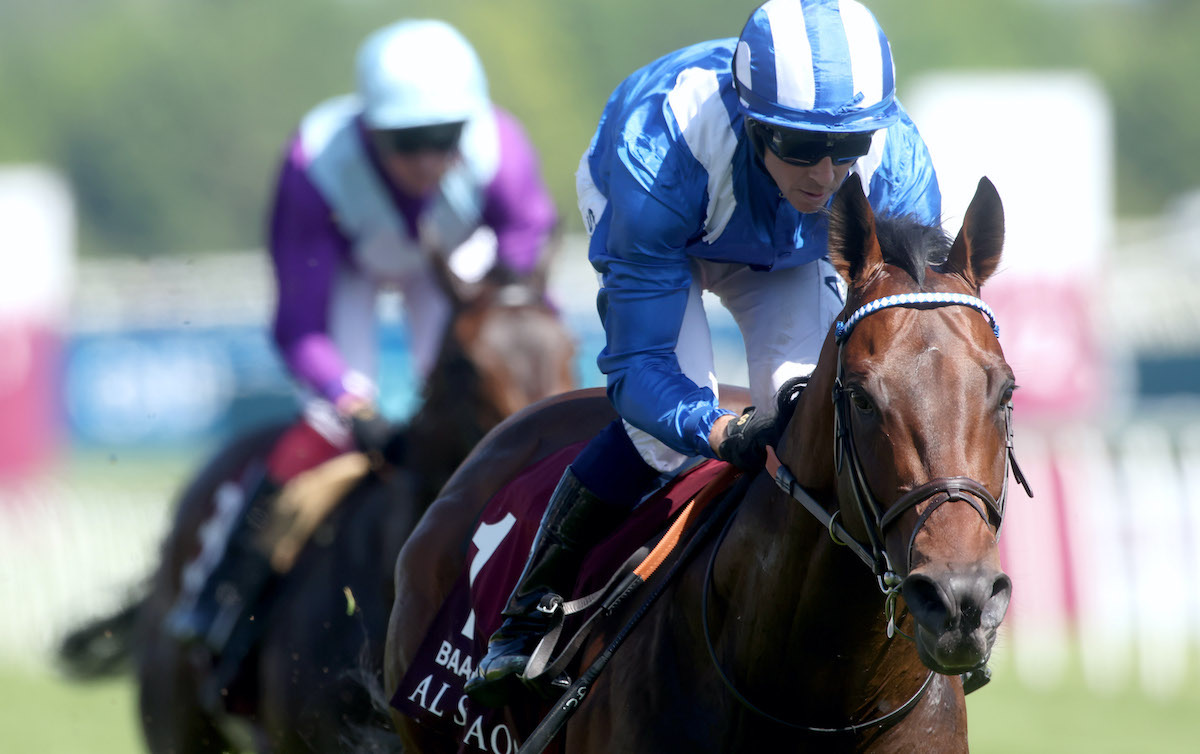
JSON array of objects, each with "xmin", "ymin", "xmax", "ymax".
[
  {"xmin": 999, "ymin": 384, "xmax": 1016, "ymax": 407},
  {"xmin": 850, "ymin": 392, "xmax": 874, "ymax": 414}
]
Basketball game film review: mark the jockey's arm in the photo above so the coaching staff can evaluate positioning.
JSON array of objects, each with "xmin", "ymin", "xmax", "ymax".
[
  {"xmin": 268, "ymin": 136, "xmax": 376, "ymax": 415},
  {"xmin": 479, "ymin": 107, "xmax": 558, "ymax": 281},
  {"xmin": 591, "ymin": 158, "xmax": 736, "ymax": 461}
]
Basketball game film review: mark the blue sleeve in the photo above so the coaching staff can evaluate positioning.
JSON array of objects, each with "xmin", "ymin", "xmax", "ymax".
[
  {"xmin": 589, "ymin": 128, "xmax": 734, "ymax": 460},
  {"xmin": 868, "ymin": 109, "xmax": 941, "ymax": 224}
]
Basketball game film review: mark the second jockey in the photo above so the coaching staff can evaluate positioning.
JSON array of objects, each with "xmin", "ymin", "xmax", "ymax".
[{"xmin": 165, "ymin": 18, "xmax": 558, "ymax": 657}]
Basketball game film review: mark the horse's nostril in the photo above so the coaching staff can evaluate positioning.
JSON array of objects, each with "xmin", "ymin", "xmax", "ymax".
[
  {"xmin": 981, "ymin": 573, "xmax": 1012, "ymax": 630},
  {"xmin": 902, "ymin": 574, "xmax": 951, "ymax": 633}
]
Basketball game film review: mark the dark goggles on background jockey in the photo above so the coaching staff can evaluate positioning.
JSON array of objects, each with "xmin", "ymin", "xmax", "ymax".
[
  {"xmin": 370, "ymin": 121, "xmax": 465, "ymax": 155},
  {"xmin": 746, "ymin": 118, "xmax": 874, "ymax": 167}
]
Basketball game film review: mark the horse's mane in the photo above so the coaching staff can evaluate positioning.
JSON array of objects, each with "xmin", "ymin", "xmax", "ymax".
[
  {"xmin": 873, "ymin": 213, "xmax": 952, "ymax": 288},
  {"xmin": 769, "ymin": 214, "xmax": 950, "ymax": 425}
]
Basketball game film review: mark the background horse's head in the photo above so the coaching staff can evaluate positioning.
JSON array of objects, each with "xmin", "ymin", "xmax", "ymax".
[
  {"xmin": 818, "ymin": 175, "xmax": 1014, "ymax": 675},
  {"xmin": 408, "ymin": 255, "xmax": 577, "ymax": 502}
]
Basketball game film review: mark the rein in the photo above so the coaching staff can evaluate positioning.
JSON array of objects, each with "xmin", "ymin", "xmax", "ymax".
[{"xmin": 700, "ymin": 489, "xmax": 937, "ymax": 734}]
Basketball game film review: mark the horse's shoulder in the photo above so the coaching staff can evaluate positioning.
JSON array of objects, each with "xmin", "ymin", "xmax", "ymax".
[
  {"xmin": 388, "ymin": 388, "xmax": 615, "ymax": 682},
  {"xmin": 415, "ymin": 387, "xmax": 614, "ymax": 555}
]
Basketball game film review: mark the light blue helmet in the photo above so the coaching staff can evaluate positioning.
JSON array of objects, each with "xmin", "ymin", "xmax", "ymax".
[
  {"xmin": 356, "ymin": 19, "xmax": 489, "ymax": 130},
  {"xmin": 733, "ymin": 0, "xmax": 899, "ymax": 133}
]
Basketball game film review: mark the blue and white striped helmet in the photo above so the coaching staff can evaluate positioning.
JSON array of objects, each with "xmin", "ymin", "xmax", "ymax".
[
  {"xmin": 356, "ymin": 19, "xmax": 490, "ymax": 130},
  {"xmin": 733, "ymin": 0, "xmax": 899, "ymax": 133}
]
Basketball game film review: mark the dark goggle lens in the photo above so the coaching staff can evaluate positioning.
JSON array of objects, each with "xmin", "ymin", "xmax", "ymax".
[
  {"xmin": 752, "ymin": 120, "xmax": 874, "ymax": 166},
  {"xmin": 372, "ymin": 122, "xmax": 465, "ymax": 154}
]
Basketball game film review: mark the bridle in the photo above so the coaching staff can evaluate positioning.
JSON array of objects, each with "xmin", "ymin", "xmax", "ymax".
[
  {"xmin": 779, "ymin": 291, "xmax": 1032, "ymax": 629},
  {"xmin": 705, "ymin": 290, "xmax": 1034, "ymax": 734}
]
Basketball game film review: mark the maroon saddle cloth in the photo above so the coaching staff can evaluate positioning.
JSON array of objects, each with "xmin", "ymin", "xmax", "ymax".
[{"xmin": 391, "ymin": 441, "xmax": 730, "ymax": 752}]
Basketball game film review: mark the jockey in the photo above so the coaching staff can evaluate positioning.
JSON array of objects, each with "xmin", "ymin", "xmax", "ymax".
[
  {"xmin": 466, "ymin": 0, "xmax": 940, "ymax": 706},
  {"xmin": 166, "ymin": 18, "xmax": 557, "ymax": 655}
]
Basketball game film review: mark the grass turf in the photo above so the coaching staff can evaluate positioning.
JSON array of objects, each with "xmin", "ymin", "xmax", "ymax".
[
  {"xmin": 967, "ymin": 652, "xmax": 1200, "ymax": 754},
  {"xmin": 3, "ymin": 655, "xmax": 1199, "ymax": 753}
]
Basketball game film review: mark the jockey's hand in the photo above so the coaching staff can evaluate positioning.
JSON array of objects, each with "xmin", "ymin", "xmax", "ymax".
[
  {"xmin": 716, "ymin": 406, "xmax": 780, "ymax": 471},
  {"xmin": 482, "ymin": 263, "xmax": 520, "ymax": 287},
  {"xmin": 348, "ymin": 406, "xmax": 406, "ymax": 469}
]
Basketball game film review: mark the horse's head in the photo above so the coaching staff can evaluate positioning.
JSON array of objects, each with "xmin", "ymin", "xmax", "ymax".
[
  {"xmin": 448, "ymin": 281, "xmax": 578, "ymax": 420},
  {"xmin": 409, "ymin": 261, "xmax": 577, "ymax": 500},
  {"xmin": 814, "ymin": 175, "xmax": 1014, "ymax": 675}
]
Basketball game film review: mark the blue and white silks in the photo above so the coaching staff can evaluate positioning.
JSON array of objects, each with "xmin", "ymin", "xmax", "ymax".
[{"xmin": 580, "ymin": 38, "xmax": 940, "ymax": 460}]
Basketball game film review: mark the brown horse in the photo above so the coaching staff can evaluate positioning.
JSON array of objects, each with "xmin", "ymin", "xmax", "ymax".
[
  {"xmin": 384, "ymin": 175, "xmax": 1027, "ymax": 752},
  {"xmin": 58, "ymin": 275, "xmax": 576, "ymax": 753}
]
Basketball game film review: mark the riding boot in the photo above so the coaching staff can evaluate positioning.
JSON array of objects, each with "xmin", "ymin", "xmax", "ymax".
[
  {"xmin": 465, "ymin": 466, "xmax": 625, "ymax": 707},
  {"xmin": 164, "ymin": 474, "xmax": 280, "ymax": 656}
]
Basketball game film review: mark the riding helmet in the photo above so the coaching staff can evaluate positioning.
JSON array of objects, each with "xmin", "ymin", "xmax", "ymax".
[
  {"xmin": 733, "ymin": 0, "xmax": 900, "ymax": 133},
  {"xmin": 355, "ymin": 19, "xmax": 490, "ymax": 130}
]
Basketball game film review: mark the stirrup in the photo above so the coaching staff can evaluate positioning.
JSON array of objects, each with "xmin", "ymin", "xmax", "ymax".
[{"xmin": 520, "ymin": 668, "xmax": 572, "ymax": 701}]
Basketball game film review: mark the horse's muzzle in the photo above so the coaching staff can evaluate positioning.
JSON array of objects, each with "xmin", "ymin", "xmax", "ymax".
[{"xmin": 900, "ymin": 566, "xmax": 1012, "ymax": 674}]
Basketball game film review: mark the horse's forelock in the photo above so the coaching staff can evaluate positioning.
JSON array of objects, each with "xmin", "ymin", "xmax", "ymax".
[{"xmin": 872, "ymin": 214, "xmax": 951, "ymax": 289}]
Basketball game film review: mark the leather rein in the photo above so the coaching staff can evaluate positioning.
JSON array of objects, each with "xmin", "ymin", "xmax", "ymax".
[{"xmin": 705, "ymin": 291, "xmax": 1034, "ymax": 734}]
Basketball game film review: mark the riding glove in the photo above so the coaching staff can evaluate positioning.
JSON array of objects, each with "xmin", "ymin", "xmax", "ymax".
[
  {"xmin": 350, "ymin": 409, "xmax": 406, "ymax": 468},
  {"xmin": 717, "ymin": 406, "xmax": 781, "ymax": 471}
]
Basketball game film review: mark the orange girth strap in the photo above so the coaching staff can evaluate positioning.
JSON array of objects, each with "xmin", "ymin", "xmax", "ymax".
[{"xmin": 633, "ymin": 462, "xmax": 742, "ymax": 580}]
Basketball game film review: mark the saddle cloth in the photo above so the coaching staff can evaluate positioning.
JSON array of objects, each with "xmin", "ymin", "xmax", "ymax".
[{"xmin": 391, "ymin": 441, "xmax": 730, "ymax": 752}]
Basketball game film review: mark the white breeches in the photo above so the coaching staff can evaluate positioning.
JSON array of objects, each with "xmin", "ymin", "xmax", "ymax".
[
  {"xmin": 301, "ymin": 228, "xmax": 498, "ymax": 444},
  {"xmin": 623, "ymin": 258, "xmax": 845, "ymax": 472}
]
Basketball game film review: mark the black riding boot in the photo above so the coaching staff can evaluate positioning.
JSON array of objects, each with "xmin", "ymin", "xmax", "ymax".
[
  {"xmin": 164, "ymin": 475, "xmax": 280, "ymax": 655},
  {"xmin": 465, "ymin": 466, "xmax": 625, "ymax": 707}
]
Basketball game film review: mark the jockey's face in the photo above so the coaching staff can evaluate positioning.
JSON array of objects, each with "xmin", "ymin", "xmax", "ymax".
[
  {"xmin": 378, "ymin": 150, "xmax": 458, "ymax": 197},
  {"xmin": 369, "ymin": 122, "xmax": 464, "ymax": 197},
  {"xmin": 762, "ymin": 150, "xmax": 854, "ymax": 214}
]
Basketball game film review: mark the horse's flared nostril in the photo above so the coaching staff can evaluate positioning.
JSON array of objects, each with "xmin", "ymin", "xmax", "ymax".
[
  {"xmin": 949, "ymin": 570, "xmax": 1012, "ymax": 632},
  {"xmin": 902, "ymin": 573, "xmax": 952, "ymax": 634},
  {"xmin": 981, "ymin": 572, "xmax": 1012, "ymax": 631},
  {"xmin": 904, "ymin": 569, "xmax": 1012, "ymax": 636}
]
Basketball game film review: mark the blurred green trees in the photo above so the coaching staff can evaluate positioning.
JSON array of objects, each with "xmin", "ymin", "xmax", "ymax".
[{"xmin": 0, "ymin": 0, "xmax": 1195, "ymax": 256}]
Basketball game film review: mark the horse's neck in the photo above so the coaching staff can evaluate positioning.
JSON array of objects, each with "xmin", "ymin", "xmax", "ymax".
[
  {"xmin": 408, "ymin": 368, "xmax": 499, "ymax": 501},
  {"xmin": 784, "ymin": 361, "xmax": 838, "ymax": 493},
  {"xmin": 709, "ymin": 484, "xmax": 915, "ymax": 730},
  {"xmin": 711, "ymin": 373, "xmax": 919, "ymax": 717}
]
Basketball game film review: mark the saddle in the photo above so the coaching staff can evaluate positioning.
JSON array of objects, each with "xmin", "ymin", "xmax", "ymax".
[
  {"xmin": 257, "ymin": 452, "xmax": 374, "ymax": 572},
  {"xmin": 390, "ymin": 442, "xmax": 738, "ymax": 750}
]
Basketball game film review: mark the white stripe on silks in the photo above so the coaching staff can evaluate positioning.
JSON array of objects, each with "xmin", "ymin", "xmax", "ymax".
[
  {"xmin": 849, "ymin": 129, "xmax": 886, "ymax": 197},
  {"xmin": 839, "ymin": 0, "xmax": 888, "ymax": 109},
  {"xmin": 734, "ymin": 40, "xmax": 753, "ymax": 93},
  {"xmin": 666, "ymin": 67, "xmax": 739, "ymax": 242},
  {"xmin": 765, "ymin": 0, "xmax": 815, "ymax": 111}
]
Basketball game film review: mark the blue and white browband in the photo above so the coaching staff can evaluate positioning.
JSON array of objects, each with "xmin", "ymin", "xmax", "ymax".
[{"xmin": 835, "ymin": 292, "xmax": 999, "ymax": 344}]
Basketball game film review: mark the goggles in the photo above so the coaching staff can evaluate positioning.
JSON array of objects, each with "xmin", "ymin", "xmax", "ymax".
[
  {"xmin": 371, "ymin": 121, "xmax": 465, "ymax": 155},
  {"xmin": 748, "ymin": 119, "xmax": 874, "ymax": 167}
]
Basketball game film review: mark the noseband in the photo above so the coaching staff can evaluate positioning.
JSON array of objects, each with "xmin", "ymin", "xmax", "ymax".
[{"xmin": 774, "ymin": 291, "xmax": 1033, "ymax": 634}]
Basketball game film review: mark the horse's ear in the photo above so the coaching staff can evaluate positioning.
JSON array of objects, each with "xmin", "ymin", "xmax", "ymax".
[
  {"xmin": 946, "ymin": 177, "xmax": 1005, "ymax": 289},
  {"xmin": 827, "ymin": 174, "xmax": 883, "ymax": 287}
]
